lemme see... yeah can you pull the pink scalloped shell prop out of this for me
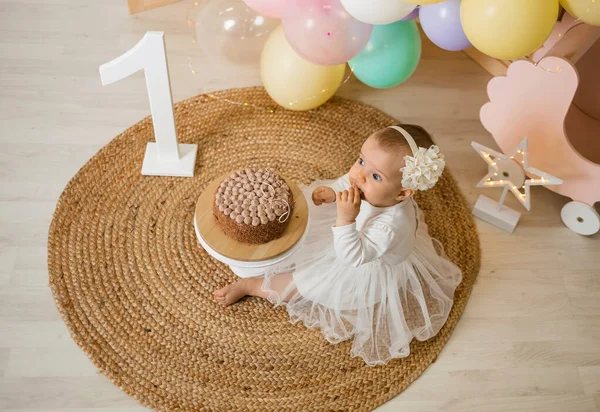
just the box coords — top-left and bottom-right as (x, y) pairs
(480, 56), (600, 206)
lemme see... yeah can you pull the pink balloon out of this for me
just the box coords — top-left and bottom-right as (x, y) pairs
(282, 0), (372, 66)
(243, 0), (286, 18)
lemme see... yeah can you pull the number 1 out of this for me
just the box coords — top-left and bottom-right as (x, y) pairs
(100, 31), (198, 177)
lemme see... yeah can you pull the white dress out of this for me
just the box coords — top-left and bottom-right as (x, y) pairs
(260, 174), (462, 366)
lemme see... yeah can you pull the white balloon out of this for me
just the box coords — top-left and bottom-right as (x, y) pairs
(340, 0), (416, 25)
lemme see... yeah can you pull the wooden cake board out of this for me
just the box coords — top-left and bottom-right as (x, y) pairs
(194, 173), (309, 276)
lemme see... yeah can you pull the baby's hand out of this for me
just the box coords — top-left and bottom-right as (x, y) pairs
(336, 187), (361, 227)
(312, 186), (336, 206)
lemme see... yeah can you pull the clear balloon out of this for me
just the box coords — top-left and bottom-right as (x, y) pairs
(561, 0), (600, 27)
(340, 0), (416, 25)
(261, 26), (347, 110)
(188, 0), (279, 78)
(349, 20), (421, 89)
(420, 0), (471, 51)
(243, 0), (286, 18)
(461, 0), (559, 60)
(282, 0), (373, 66)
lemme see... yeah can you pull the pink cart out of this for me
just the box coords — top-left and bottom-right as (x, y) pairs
(480, 18), (600, 235)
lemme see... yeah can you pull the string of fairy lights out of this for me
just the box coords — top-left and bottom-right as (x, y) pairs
(472, 138), (563, 211)
(535, 1), (597, 74)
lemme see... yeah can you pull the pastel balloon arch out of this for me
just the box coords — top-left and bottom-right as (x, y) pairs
(224, 0), (597, 110)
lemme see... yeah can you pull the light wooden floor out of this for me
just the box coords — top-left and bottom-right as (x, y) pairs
(1, 1), (599, 411)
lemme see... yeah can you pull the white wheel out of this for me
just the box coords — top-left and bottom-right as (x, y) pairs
(561, 201), (600, 236)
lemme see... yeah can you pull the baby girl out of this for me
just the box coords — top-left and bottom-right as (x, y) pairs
(214, 125), (462, 366)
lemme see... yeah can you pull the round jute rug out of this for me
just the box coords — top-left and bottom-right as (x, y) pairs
(48, 87), (480, 411)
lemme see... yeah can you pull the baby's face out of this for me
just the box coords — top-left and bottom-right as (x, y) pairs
(348, 136), (411, 207)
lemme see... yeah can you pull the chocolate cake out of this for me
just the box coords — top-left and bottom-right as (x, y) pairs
(213, 168), (294, 244)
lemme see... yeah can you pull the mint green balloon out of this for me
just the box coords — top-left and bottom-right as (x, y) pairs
(349, 20), (421, 89)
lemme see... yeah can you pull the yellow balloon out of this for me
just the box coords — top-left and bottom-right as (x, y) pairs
(561, 0), (600, 26)
(260, 26), (346, 111)
(402, 0), (444, 4)
(461, 0), (559, 60)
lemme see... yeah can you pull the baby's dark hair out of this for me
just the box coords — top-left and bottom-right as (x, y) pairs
(371, 124), (434, 153)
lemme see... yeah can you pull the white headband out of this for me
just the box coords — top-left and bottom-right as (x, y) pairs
(388, 126), (419, 156)
(387, 125), (446, 191)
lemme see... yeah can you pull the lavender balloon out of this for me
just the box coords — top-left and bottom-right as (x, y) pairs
(400, 7), (419, 21)
(420, 0), (471, 51)
(282, 0), (373, 66)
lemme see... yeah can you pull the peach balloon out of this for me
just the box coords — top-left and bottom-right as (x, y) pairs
(402, 0), (444, 4)
(282, 0), (372, 66)
(243, 0), (286, 18)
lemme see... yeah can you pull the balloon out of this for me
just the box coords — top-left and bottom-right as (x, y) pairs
(348, 21), (421, 89)
(420, 0), (471, 51)
(461, 0), (559, 60)
(340, 0), (416, 25)
(561, 0), (600, 27)
(402, 0), (444, 4)
(188, 0), (279, 70)
(243, 0), (286, 18)
(261, 26), (346, 110)
(282, 0), (373, 66)
(400, 7), (420, 21)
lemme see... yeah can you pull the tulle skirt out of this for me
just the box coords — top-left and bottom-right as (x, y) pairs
(260, 180), (462, 366)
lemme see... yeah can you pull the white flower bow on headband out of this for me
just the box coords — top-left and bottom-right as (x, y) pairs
(401, 145), (446, 191)
(387, 126), (445, 191)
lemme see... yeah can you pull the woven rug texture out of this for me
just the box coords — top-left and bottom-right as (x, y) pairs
(48, 87), (481, 411)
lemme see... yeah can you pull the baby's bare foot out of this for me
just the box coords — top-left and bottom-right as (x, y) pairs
(213, 279), (250, 307)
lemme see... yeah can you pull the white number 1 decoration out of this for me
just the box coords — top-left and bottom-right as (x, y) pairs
(99, 32), (198, 177)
